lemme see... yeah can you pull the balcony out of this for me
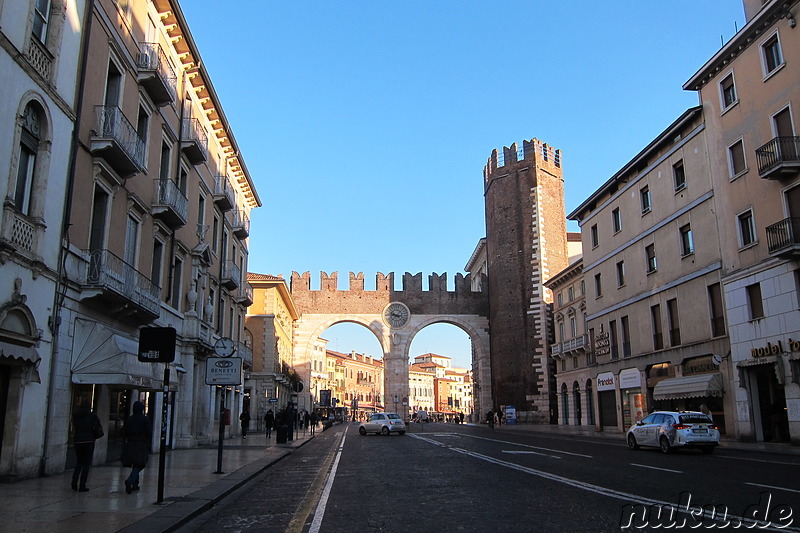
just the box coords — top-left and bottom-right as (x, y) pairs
(80, 249), (160, 321)
(756, 137), (800, 180)
(152, 179), (188, 228)
(220, 260), (241, 290)
(231, 209), (249, 239)
(1, 206), (40, 257)
(136, 42), (177, 106)
(237, 281), (253, 306)
(766, 217), (800, 258)
(90, 106), (146, 177)
(181, 118), (208, 164)
(213, 175), (235, 212)
(238, 342), (253, 369)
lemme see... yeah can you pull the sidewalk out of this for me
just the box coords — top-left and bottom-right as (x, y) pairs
(0, 428), (316, 533)
(477, 421), (800, 455)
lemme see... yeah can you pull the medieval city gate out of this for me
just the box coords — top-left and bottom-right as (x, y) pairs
(290, 271), (490, 419)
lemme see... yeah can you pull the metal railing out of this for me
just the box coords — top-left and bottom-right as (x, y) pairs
(94, 105), (146, 170)
(221, 260), (241, 287)
(83, 249), (160, 316)
(766, 217), (800, 254)
(182, 117), (208, 160)
(756, 136), (800, 176)
(238, 281), (253, 304)
(232, 209), (250, 237)
(213, 175), (235, 209)
(153, 179), (188, 222)
(137, 42), (177, 102)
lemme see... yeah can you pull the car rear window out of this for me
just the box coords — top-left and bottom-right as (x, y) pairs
(679, 414), (712, 424)
(387, 414), (401, 420)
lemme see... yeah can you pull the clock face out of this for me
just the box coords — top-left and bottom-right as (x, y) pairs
(214, 337), (236, 357)
(383, 302), (410, 329)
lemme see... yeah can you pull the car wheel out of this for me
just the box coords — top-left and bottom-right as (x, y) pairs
(627, 434), (639, 450)
(381, 426), (390, 436)
(701, 446), (715, 455)
(358, 426), (366, 436)
(659, 436), (672, 454)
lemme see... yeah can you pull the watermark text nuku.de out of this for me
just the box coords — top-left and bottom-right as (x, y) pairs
(620, 492), (794, 529)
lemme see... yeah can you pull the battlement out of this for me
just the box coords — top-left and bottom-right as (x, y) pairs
(483, 138), (562, 185)
(290, 271), (480, 294)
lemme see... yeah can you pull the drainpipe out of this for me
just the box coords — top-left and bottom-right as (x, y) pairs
(41, 0), (94, 477)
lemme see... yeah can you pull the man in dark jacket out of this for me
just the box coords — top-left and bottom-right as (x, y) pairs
(121, 401), (152, 494)
(71, 401), (102, 492)
(264, 409), (274, 439)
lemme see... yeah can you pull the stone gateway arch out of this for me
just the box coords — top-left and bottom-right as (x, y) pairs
(290, 271), (490, 419)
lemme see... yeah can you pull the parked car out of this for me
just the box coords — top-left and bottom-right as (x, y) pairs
(358, 412), (406, 436)
(627, 411), (720, 454)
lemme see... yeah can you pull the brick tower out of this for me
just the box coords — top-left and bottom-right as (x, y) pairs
(483, 139), (568, 422)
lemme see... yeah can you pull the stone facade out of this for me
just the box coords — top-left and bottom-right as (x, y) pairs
(483, 139), (568, 422)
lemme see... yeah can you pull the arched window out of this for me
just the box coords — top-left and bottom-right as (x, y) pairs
(14, 103), (42, 216)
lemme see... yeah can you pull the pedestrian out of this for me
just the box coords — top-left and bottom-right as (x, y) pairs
(264, 409), (274, 439)
(497, 408), (504, 426)
(240, 410), (251, 438)
(120, 400), (152, 494)
(304, 410), (311, 433)
(486, 409), (494, 429)
(310, 410), (317, 435)
(459, 412), (464, 424)
(71, 400), (103, 492)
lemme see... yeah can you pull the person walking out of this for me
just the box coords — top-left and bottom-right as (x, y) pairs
(264, 409), (274, 439)
(497, 408), (504, 426)
(71, 401), (102, 492)
(240, 410), (251, 438)
(121, 401), (152, 494)
(486, 409), (494, 429)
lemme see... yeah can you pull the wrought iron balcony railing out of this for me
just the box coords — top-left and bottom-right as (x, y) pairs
(756, 136), (800, 179)
(220, 260), (241, 290)
(765, 217), (800, 257)
(152, 179), (188, 228)
(81, 248), (160, 319)
(181, 117), (208, 164)
(231, 209), (250, 239)
(137, 42), (177, 106)
(237, 281), (253, 306)
(91, 105), (146, 177)
(213, 175), (235, 212)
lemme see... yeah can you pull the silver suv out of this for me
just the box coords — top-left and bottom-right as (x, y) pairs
(358, 412), (406, 436)
(627, 411), (720, 454)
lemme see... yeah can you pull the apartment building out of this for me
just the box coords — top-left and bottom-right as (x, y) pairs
(0, 0), (87, 478)
(684, 0), (800, 443)
(43, 0), (260, 473)
(245, 274), (299, 423)
(408, 363), (435, 414)
(568, 107), (734, 434)
(545, 259), (593, 426)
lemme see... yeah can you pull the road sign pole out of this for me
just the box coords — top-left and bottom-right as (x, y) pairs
(215, 389), (225, 474)
(156, 365), (169, 503)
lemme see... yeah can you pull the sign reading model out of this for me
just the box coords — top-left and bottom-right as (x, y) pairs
(205, 357), (243, 386)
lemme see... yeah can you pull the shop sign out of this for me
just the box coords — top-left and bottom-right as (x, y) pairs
(597, 372), (616, 391)
(683, 355), (718, 375)
(751, 339), (800, 358)
(619, 368), (641, 389)
(205, 357), (242, 386)
(595, 332), (610, 356)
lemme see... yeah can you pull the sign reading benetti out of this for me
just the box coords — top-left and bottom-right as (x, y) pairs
(205, 357), (243, 386)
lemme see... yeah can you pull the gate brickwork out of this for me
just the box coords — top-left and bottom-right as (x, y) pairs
(290, 271), (490, 419)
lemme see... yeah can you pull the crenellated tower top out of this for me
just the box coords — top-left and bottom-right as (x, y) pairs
(483, 138), (562, 191)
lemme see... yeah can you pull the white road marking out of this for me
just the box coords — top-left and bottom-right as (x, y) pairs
(745, 482), (800, 494)
(463, 434), (593, 458)
(410, 434), (800, 533)
(502, 450), (562, 459)
(309, 428), (347, 533)
(630, 463), (682, 474)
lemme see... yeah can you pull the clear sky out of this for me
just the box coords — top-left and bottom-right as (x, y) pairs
(181, 2), (745, 368)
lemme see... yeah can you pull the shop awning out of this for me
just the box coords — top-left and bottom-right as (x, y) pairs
(0, 341), (40, 365)
(71, 319), (161, 390)
(653, 373), (724, 400)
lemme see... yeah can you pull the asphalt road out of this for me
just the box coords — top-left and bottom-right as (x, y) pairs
(178, 423), (800, 532)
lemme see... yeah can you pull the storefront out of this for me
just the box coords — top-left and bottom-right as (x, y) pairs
(652, 355), (725, 433)
(596, 372), (617, 429)
(619, 368), (644, 431)
(737, 353), (790, 442)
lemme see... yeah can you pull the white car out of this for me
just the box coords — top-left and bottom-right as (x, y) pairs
(627, 410), (720, 454)
(358, 412), (406, 436)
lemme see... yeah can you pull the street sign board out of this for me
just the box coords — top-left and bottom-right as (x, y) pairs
(268, 398), (278, 403)
(138, 327), (176, 363)
(320, 389), (331, 407)
(205, 357), (242, 385)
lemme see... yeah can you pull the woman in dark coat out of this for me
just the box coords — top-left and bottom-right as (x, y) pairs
(71, 401), (102, 492)
(240, 410), (251, 438)
(264, 409), (274, 439)
(121, 401), (152, 494)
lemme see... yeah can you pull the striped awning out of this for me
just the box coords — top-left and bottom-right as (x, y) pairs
(653, 373), (724, 400)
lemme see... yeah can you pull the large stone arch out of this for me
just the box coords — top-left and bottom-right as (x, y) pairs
(290, 271), (490, 420)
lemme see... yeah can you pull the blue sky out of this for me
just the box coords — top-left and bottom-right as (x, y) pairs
(182, 2), (745, 368)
